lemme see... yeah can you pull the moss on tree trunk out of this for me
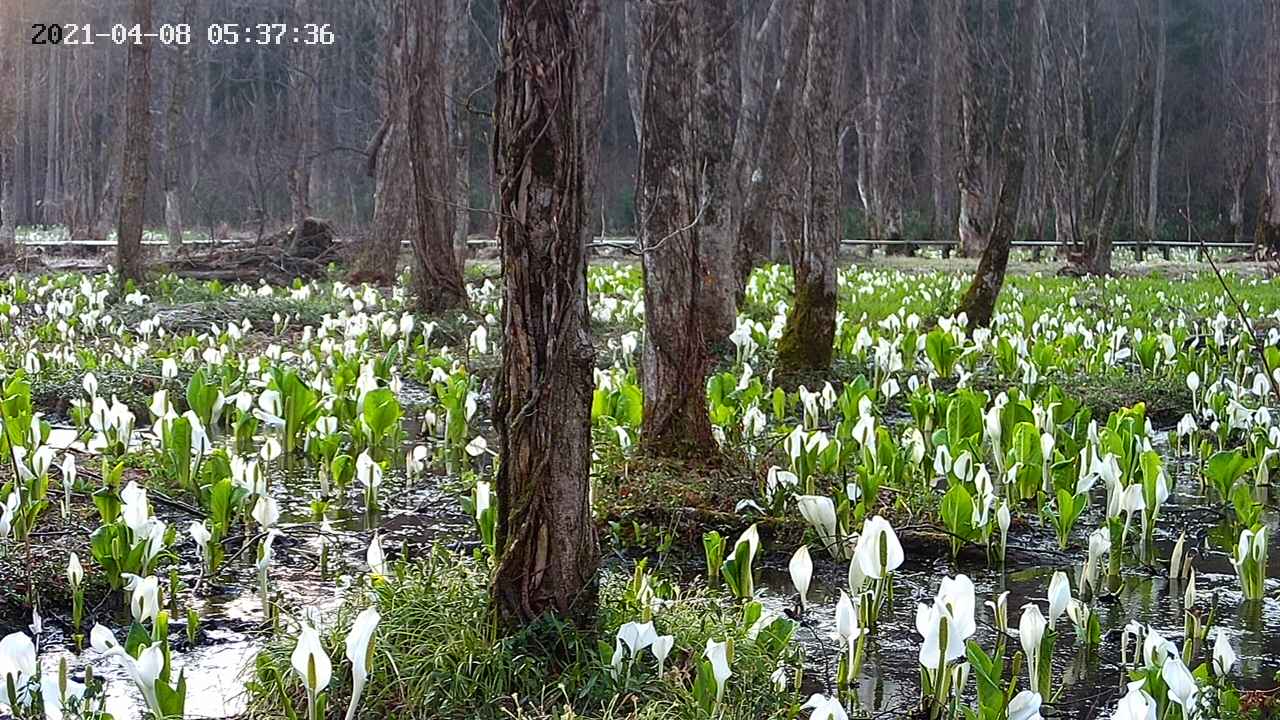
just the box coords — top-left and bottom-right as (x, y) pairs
(776, 277), (836, 372)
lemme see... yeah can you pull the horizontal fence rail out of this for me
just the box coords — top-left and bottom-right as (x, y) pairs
(16, 234), (1257, 261)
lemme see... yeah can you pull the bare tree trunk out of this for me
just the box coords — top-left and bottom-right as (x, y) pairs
(636, 0), (716, 457)
(776, 0), (844, 373)
(956, 5), (989, 260)
(737, 1), (811, 292)
(623, 0), (647, 147)
(1261, 0), (1280, 252)
(1145, 0), (1166, 242)
(854, 0), (907, 248)
(359, 2), (410, 284)
(579, 0), (607, 255)
(491, 0), (598, 629)
(287, 0), (316, 229)
(116, 0), (153, 287)
(957, 0), (1033, 327)
(0, 7), (17, 250)
(447, 0), (472, 258)
(692, 0), (740, 350)
(928, 0), (951, 243)
(1081, 75), (1150, 275)
(402, 0), (467, 312)
(43, 51), (62, 225)
(164, 0), (196, 249)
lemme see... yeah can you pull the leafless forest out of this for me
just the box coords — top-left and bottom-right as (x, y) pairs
(0, 0), (1278, 281)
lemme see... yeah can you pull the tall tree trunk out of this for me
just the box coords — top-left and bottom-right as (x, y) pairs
(1081, 79), (1149, 275)
(776, 0), (844, 373)
(956, 0), (1033, 327)
(1261, 0), (1280, 252)
(116, 0), (153, 287)
(1145, 0), (1166, 242)
(287, 0), (316, 229)
(0, 6), (17, 250)
(956, 6), (989, 260)
(636, 0), (716, 457)
(854, 0), (906, 248)
(491, 0), (598, 629)
(359, 2), (410, 284)
(43, 50), (62, 225)
(402, 0), (468, 312)
(692, 0), (741, 350)
(164, 0), (196, 249)
(447, 0), (472, 259)
(736, 1), (812, 293)
(578, 0), (607, 255)
(928, 0), (951, 244)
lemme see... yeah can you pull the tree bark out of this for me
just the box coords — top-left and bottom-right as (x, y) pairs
(43, 51), (63, 226)
(956, 7), (989, 260)
(1081, 75), (1149, 275)
(636, 0), (717, 457)
(736, 1), (812, 293)
(491, 0), (599, 629)
(402, 0), (468, 312)
(578, 0), (607, 257)
(287, 0), (317, 229)
(446, 0), (472, 258)
(776, 0), (844, 373)
(928, 0), (952, 245)
(0, 6), (17, 250)
(956, 0), (1033, 328)
(1145, 0), (1166, 242)
(164, 0), (196, 249)
(691, 0), (741, 351)
(854, 0), (907, 248)
(116, 0), (153, 287)
(1261, 0), (1280, 253)
(358, 2), (410, 284)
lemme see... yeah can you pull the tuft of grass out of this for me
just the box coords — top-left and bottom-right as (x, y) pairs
(247, 547), (800, 720)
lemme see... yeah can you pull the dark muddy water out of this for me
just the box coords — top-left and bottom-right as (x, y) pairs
(750, 440), (1280, 717)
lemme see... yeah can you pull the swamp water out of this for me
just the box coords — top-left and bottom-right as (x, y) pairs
(24, 428), (1280, 719)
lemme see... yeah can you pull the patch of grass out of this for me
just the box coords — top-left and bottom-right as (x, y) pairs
(0, 499), (112, 626)
(247, 548), (799, 720)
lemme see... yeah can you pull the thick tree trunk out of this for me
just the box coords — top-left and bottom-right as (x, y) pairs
(446, 0), (472, 258)
(1081, 82), (1149, 275)
(776, 0), (844, 373)
(691, 0), (741, 351)
(623, 0), (647, 147)
(163, 0), (195, 249)
(93, 55), (124, 241)
(359, 4), (410, 285)
(957, 96), (988, 257)
(737, 1), (812, 293)
(636, 0), (716, 457)
(364, 117), (412, 284)
(116, 0), (152, 287)
(402, 0), (467, 312)
(1261, 0), (1280, 252)
(491, 0), (599, 629)
(854, 0), (907, 251)
(956, 0), (1033, 328)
